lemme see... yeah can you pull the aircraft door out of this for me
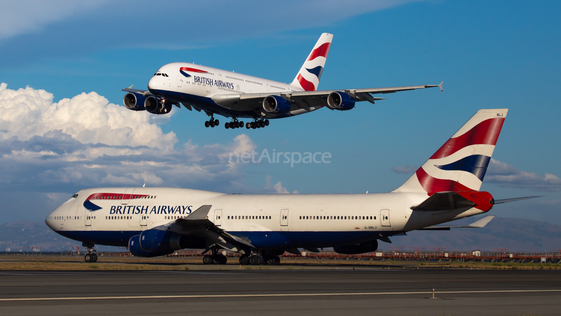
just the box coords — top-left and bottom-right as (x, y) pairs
(122, 189), (134, 205)
(280, 209), (289, 226)
(84, 209), (92, 227)
(177, 76), (183, 88)
(381, 209), (391, 227)
(140, 215), (148, 228)
(215, 209), (222, 226)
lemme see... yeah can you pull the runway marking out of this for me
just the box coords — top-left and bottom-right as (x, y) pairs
(1, 289), (561, 302)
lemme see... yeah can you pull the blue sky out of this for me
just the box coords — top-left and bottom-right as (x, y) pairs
(0, 0), (560, 225)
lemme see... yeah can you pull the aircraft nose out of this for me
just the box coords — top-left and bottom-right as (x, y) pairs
(45, 210), (56, 231)
(147, 76), (156, 91)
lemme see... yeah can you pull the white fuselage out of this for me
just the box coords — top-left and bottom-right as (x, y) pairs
(45, 187), (485, 249)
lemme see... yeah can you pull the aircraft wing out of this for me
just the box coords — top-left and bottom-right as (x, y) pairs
(211, 81), (443, 113)
(173, 205), (254, 252)
(420, 215), (495, 230)
(122, 86), (152, 96)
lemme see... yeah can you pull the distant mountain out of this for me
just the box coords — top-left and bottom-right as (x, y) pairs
(0, 221), (114, 252)
(1, 217), (560, 253)
(386, 217), (561, 253)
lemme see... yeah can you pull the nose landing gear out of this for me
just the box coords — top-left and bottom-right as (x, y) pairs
(83, 242), (98, 262)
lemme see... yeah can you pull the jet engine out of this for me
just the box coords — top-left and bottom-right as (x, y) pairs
(123, 92), (146, 111)
(333, 240), (378, 254)
(262, 95), (291, 113)
(326, 91), (355, 111)
(144, 96), (172, 115)
(127, 230), (189, 257)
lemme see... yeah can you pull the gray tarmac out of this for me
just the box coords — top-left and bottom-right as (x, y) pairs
(1, 268), (560, 315)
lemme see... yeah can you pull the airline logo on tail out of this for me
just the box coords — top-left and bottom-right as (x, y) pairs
(394, 109), (508, 194)
(291, 33), (333, 91)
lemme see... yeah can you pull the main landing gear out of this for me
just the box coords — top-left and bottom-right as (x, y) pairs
(225, 119), (244, 129)
(245, 118), (269, 129)
(83, 242), (98, 262)
(202, 248), (228, 265)
(204, 116), (219, 128)
(238, 252), (280, 265)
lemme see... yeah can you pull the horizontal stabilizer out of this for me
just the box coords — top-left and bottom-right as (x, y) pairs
(411, 192), (475, 211)
(494, 196), (541, 204)
(421, 215), (495, 230)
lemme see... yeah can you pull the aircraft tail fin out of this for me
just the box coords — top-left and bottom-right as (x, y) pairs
(290, 33), (333, 91)
(393, 109), (508, 194)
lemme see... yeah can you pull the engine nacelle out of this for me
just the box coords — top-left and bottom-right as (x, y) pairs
(123, 92), (146, 111)
(262, 95), (291, 113)
(145, 96), (172, 115)
(326, 91), (355, 111)
(127, 230), (188, 257)
(334, 240), (378, 255)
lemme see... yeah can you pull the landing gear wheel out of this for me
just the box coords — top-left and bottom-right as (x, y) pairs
(205, 121), (210, 128)
(225, 122), (230, 129)
(265, 255), (280, 265)
(264, 119), (269, 126)
(214, 119), (219, 126)
(249, 255), (261, 265)
(238, 121), (244, 128)
(85, 254), (92, 262)
(239, 255), (249, 265)
(90, 253), (98, 262)
(203, 255), (214, 264)
(246, 122), (251, 129)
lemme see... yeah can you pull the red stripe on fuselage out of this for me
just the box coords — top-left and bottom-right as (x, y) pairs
(308, 43), (331, 61)
(179, 67), (207, 73)
(430, 118), (505, 159)
(86, 193), (149, 201)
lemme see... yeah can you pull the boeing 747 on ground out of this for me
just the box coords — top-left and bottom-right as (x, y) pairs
(46, 109), (534, 264)
(122, 33), (443, 129)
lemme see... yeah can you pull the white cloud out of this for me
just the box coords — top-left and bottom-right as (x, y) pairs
(0, 83), (177, 150)
(486, 159), (561, 192)
(0, 83), (261, 192)
(393, 165), (418, 174)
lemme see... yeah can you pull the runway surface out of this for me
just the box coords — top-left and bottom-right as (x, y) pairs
(1, 268), (560, 315)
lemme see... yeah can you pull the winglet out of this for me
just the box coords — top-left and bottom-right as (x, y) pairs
(186, 205), (212, 220)
(438, 81), (444, 92)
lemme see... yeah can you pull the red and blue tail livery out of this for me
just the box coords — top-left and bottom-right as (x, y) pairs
(394, 109), (507, 194)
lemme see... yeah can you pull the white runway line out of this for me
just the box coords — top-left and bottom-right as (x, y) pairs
(1, 289), (561, 302)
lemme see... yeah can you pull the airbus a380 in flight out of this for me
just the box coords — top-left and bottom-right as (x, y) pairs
(46, 109), (534, 264)
(122, 33), (443, 129)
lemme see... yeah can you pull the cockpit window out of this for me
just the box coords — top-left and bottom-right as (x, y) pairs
(71, 193), (78, 198)
(153, 72), (169, 77)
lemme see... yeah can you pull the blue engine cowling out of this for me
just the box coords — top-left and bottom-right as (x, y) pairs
(326, 91), (355, 111)
(145, 96), (172, 115)
(127, 230), (188, 257)
(333, 240), (378, 254)
(262, 95), (291, 113)
(123, 92), (146, 111)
